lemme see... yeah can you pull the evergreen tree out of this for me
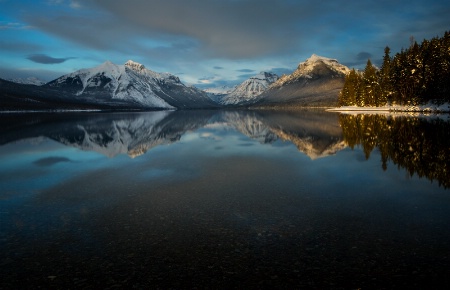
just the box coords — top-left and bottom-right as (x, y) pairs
(379, 46), (392, 105)
(339, 69), (359, 106)
(339, 31), (450, 107)
(362, 59), (379, 106)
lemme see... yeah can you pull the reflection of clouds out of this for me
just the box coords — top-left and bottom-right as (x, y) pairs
(33, 156), (71, 167)
(200, 132), (222, 141)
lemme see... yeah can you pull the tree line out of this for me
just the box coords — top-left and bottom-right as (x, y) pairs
(339, 31), (450, 107)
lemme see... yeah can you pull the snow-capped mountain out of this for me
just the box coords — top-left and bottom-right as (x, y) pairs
(256, 54), (350, 107)
(45, 60), (217, 109)
(203, 86), (235, 102)
(8, 77), (46, 86)
(219, 72), (279, 105)
(272, 54), (350, 88)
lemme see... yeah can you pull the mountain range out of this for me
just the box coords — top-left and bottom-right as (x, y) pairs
(0, 54), (350, 111)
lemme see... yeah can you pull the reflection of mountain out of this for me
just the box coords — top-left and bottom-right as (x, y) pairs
(212, 110), (346, 159)
(219, 111), (278, 144)
(339, 114), (450, 188)
(257, 110), (346, 159)
(0, 110), (346, 159)
(0, 111), (215, 158)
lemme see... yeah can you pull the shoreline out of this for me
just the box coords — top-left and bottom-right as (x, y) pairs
(327, 103), (450, 114)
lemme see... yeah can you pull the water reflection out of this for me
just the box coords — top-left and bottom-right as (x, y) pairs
(1, 110), (450, 288)
(339, 114), (450, 188)
(0, 110), (345, 160)
(1, 110), (449, 186)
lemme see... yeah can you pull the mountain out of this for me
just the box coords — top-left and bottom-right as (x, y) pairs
(219, 72), (279, 105)
(45, 60), (218, 109)
(203, 86), (235, 103)
(1, 61), (218, 111)
(8, 77), (46, 86)
(255, 54), (350, 107)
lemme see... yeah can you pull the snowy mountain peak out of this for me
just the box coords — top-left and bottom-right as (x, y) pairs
(125, 60), (146, 72)
(297, 54), (350, 75)
(270, 54), (350, 89)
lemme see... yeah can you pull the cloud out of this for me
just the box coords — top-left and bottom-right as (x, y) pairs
(27, 54), (76, 64)
(0, 21), (32, 30)
(198, 75), (217, 84)
(25, 0), (323, 59)
(237, 73), (255, 80)
(356, 52), (372, 61)
(33, 157), (71, 167)
(236, 69), (255, 73)
(11, 0), (450, 87)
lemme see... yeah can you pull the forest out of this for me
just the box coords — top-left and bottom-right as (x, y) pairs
(339, 31), (450, 107)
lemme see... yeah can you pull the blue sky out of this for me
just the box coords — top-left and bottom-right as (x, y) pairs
(0, 0), (449, 88)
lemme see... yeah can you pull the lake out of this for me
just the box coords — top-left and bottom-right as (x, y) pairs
(1, 109), (449, 288)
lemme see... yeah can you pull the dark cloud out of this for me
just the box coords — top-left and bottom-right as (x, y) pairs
(33, 156), (71, 167)
(214, 66), (224, 70)
(25, 0), (323, 59)
(343, 52), (383, 69)
(356, 52), (372, 61)
(236, 69), (255, 73)
(27, 54), (75, 64)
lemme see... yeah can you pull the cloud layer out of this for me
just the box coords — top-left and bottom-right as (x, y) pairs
(1, 0), (450, 86)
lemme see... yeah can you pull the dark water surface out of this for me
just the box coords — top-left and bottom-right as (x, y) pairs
(1, 110), (449, 288)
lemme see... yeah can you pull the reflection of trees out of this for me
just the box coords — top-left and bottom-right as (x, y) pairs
(339, 114), (450, 188)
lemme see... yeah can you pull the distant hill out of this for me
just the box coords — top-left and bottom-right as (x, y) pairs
(8, 77), (46, 86)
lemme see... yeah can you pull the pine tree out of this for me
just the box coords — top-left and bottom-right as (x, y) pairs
(362, 59), (379, 106)
(379, 46), (392, 105)
(339, 69), (359, 106)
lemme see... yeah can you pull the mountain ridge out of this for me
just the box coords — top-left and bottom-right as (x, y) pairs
(1, 54), (349, 110)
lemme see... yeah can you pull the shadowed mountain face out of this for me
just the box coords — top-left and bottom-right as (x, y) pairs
(256, 55), (349, 107)
(0, 110), (345, 160)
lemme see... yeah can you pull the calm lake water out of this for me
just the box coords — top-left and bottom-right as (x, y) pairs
(1, 110), (449, 288)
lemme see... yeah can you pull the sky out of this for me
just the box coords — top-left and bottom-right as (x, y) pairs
(1, 0), (449, 88)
